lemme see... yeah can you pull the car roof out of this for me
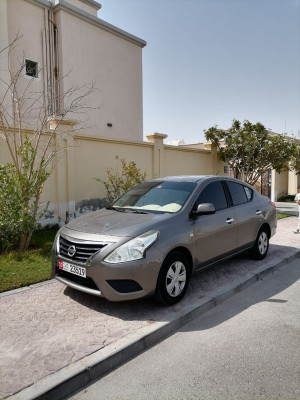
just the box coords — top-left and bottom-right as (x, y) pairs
(150, 175), (216, 183)
(148, 175), (254, 188)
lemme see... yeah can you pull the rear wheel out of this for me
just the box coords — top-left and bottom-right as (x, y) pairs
(249, 227), (269, 260)
(155, 252), (190, 305)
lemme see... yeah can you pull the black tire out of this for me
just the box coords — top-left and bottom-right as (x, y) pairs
(249, 227), (269, 260)
(155, 252), (190, 306)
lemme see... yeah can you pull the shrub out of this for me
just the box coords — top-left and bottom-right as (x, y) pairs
(0, 137), (50, 252)
(0, 163), (23, 251)
(96, 156), (146, 204)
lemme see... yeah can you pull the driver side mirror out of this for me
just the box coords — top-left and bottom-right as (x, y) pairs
(191, 203), (216, 218)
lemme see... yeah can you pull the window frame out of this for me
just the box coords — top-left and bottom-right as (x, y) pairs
(225, 181), (254, 207)
(192, 180), (230, 213)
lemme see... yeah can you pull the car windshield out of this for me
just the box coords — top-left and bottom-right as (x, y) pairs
(113, 181), (197, 213)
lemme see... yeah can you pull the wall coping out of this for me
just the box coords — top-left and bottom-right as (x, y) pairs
(25, 0), (146, 47)
(74, 132), (154, 148)
(146, 132), (168, 141)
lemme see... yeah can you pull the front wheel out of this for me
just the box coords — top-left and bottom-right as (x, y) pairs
(249, 227), (269, 260)
(155, 252), (190, 306)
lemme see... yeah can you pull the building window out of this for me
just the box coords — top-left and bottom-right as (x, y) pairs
(25, 59), (38, 78)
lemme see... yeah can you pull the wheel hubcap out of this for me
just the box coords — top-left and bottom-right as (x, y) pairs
(258, 232), (268, 254)
(166, 261), (187, 297)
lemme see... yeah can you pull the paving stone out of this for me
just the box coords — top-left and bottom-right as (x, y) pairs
(0, 217), (299, 399)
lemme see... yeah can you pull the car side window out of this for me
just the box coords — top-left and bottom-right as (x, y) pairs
(244, 186), (253, 201)
(193, 181), (228, 212)
(227, 182), (252, 206)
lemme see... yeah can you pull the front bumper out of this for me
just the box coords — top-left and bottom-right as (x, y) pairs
(53, 246), (164, 302)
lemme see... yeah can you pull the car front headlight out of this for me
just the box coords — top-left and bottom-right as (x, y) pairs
(104, 230), (159, 264)
(53, 228), (62, 254)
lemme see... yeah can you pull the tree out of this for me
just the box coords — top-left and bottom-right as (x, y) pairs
(290, 134), (300, 175)
(96, 156), (146, 204)
(205, 120), (300, 185)
(0, 36), (94, 251)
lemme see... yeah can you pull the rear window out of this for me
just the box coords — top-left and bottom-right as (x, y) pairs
(227, 182), (253, 206)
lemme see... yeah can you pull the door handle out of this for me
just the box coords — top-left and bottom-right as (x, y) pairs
(256, 210), (262, 216)
(226, 218), (234, 224)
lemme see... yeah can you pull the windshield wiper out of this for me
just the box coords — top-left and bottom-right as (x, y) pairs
(131, 209), (148, 214)
(120, 207), (148, 214)
(106, 206), (147, 214)
(106, 206), (126, 212)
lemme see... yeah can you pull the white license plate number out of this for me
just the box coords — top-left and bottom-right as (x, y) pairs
(59, 260), (86, 278)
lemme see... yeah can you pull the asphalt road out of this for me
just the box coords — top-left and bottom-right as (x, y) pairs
(68, 258), (300, 400)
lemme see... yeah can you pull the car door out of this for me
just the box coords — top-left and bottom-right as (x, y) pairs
(192, 180), (238, 268)
(226, 181), (263, 248)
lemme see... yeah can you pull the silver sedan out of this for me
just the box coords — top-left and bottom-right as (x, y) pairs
(52, 176), (277, 305)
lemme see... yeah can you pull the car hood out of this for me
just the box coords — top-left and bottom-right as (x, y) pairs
(64, 208), (174, 238)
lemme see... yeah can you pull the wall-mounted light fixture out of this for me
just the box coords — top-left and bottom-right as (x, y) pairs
(107, 123), (112, 127)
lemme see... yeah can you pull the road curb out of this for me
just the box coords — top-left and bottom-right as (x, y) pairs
(0, 279), (56, 298)
(10, 249), (300, 400)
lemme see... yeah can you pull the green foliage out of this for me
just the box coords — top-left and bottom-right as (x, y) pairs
(290, 147), (300, 175)
(0, 163), (23, 251)
(277, 213), (292, 220)
(205, 120), (300, 185)
(277, 195), (296, 202)
(30, 224), (59, 250)
(0, 225), (58, 292)
(0, 249), (52, 292)
(96, 156), (146, 203)
(0, 136), (50, 252)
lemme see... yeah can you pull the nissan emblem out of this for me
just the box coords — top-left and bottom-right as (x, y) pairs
(67, 245), (76, 257)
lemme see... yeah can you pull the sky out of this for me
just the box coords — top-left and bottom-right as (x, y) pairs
(98, 0), (300, 144)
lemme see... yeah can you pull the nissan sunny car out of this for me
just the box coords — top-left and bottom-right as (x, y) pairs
(52, 176), (277, 305)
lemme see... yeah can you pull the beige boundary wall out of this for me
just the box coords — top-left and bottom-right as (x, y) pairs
(271, 169), (300, 201)
(0, 129), (227, 224)
(1, 128), (298, 225)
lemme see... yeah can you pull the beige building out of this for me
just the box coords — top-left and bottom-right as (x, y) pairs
(0, 0), (299, 224)
(0, 0), (146, 141)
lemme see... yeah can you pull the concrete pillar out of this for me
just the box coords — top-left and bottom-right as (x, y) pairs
(146, 132), (167, 178)
(210, 143), (219, 175)
(288, 168), (298, 195)
(271, 170), (277, 202)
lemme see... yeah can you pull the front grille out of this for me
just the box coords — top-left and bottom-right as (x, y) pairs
(59, 235), (108, 264)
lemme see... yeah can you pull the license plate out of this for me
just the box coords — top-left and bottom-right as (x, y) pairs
(58, 260), (86, 278)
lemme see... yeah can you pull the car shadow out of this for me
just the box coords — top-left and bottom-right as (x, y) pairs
(62, 243), (299, 326)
